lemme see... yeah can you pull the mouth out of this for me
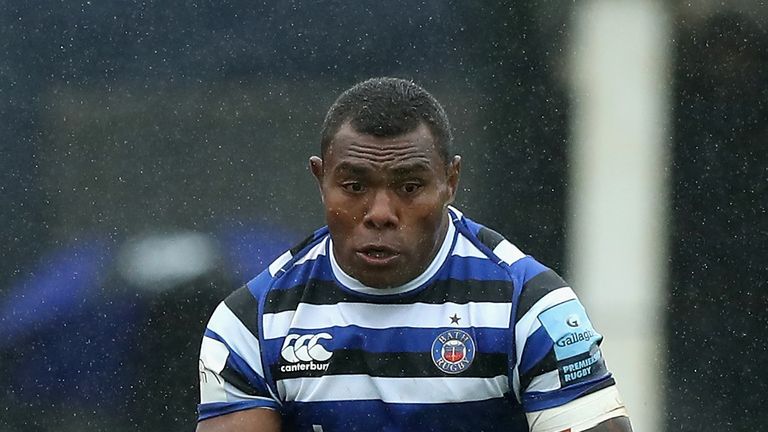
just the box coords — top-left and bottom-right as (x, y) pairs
(356, 245), (400, 266)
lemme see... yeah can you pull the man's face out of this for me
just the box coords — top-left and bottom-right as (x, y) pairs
(310, 122), (460, 288)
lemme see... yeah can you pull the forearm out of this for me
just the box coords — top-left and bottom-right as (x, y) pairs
(583, 416), (632, 432)
(196, 408), (282, 432)
(526, 386), (630, 432)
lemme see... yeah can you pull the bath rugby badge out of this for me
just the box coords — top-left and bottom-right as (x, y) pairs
(431, 329), (476, 374)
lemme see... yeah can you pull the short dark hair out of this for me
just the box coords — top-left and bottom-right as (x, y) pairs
(320, 77), (453, 164)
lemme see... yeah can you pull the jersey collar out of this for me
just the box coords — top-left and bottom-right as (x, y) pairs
(328, 213), (457, 296)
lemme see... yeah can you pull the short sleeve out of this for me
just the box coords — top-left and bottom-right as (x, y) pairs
(511, 269), (614, 412)
(198, 286), (281, 421)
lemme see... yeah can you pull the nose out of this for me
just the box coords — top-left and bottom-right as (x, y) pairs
(363, 189), (399, 230)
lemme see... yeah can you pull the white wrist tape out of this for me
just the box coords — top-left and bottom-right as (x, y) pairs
(526, 385), (629, 432)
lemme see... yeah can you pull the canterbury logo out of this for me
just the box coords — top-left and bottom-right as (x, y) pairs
(281, 333), (333, 363)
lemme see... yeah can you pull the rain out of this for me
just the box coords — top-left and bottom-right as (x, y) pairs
(1, 1), (766, 431)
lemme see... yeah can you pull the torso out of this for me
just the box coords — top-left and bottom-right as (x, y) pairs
(253, 226), (529, 431)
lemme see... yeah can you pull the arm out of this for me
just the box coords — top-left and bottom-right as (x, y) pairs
(585, 416), (632, 432)
(525, 384), (631, 432)
(196, 408), (282, 432)
(506, 264), (631, 432)
(197, 289), (283, 430)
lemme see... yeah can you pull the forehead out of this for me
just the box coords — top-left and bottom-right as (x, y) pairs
(325, 122), (441, 173)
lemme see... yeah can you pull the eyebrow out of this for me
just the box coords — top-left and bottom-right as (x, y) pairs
(332, 161), (431, 177)
(332, 162), (373, 176)
(389, 162), (431, 177)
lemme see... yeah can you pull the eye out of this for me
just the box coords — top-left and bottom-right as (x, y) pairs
(342, 182), (365, 193)
(400, 182), (422, 195)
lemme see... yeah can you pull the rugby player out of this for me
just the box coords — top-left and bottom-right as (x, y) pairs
(196, 77), (632, 432)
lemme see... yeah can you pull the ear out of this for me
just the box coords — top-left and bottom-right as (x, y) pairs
(445, 155), (461, 205)
(309, 156), (325, 202)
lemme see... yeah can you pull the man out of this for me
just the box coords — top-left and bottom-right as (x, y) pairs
(196, 77), (632, 431)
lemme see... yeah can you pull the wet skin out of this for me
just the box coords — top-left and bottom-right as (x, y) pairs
(310, 122), (461, 288)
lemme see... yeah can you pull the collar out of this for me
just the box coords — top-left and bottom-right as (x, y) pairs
(328, 213), (457, 296)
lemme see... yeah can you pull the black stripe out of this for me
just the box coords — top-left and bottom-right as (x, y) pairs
(519, 349), (557, 391)
(521, 369), (615, 399)
(476, 226), (505, 250)
(263, 279), (515, 314)
(520, 348), (612, 393)
(515, 270), (569, 322)
(219, 364), (266, 396)
(271, 350), (507, 380)
(289, 232), (318, 256)
(223, 286), (260, 337)
(580, 378), (616, 397)
(557, 349), (608, 387)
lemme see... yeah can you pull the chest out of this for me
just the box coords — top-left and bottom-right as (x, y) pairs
(262, 301), (513, 403)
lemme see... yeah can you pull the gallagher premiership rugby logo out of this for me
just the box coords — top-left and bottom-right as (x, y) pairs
(431, 329), (476, 374)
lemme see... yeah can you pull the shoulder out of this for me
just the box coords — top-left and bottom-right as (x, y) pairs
(453, 209), (551, 286)
(203, 227), (331, 359)
(242, 226), (330, 295)
(453, 209), (574, 315)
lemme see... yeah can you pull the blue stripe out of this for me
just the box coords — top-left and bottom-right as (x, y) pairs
(268, 227), (329, 279)
(456, 216), (550, 288)
(262, 325), (510, 355)
(452, 215), (525, 398)
(254, 269), (282, 407)
(270, 257), (330, 290)
(507, 256), (549, 289)
(461, 215), (485, 237)
(246, 270), (276, 295)
(256, 218), (519, 292)
(268, 254), (514, 292)
(198, 400), (280, 421)
(522, 375), (614, 411)
(282, 398), (527, 431)
(440, 255), (512, 281)
(518, 326), (553, 376)
(203, 329), (272, 398)
(263, 215), (536, 292)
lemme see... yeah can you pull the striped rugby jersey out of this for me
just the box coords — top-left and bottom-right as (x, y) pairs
(198, 207), (615, 431)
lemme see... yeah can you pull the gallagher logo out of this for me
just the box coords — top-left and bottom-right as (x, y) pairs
(431, 329), (476, 374)
(555, 329), (596, 348)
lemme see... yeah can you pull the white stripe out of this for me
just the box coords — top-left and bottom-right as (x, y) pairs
(451, 234), (488, 259)
(511, 367), (522, 404)
(200, 370), (278, 405)
(199, 368), (228, 404)
(511, 287), (577, 397)
(525, 386), (627, 430)
(200, 336), (229, 374)
(207, 302), (266, 378)
(524, 369), (561, 393)
(263, 302), (512, 340)
(448, 205), (464, 219)
(199, 337), (229, 403)
(278, 375), (509, 403)
(223, 384), (280, 405)
(515, 287), (578, 360)
(268, 250), (293, 276)
(199, 338), (279, 405)
(493, 239), (526, 265)
(291, 238), (327, 267)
